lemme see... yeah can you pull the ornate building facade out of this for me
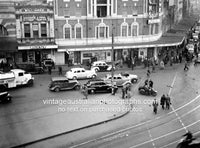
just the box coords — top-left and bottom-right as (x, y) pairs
(54, 0), (163, 65)
(0, 0), (17, 62)
(15, 0), (57, 64)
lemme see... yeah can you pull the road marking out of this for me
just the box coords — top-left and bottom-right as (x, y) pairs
(168, 72), (187, 132)
(70, 74), (200, 148)
(129, 119), (200, 148)
(160, 130), (200, 148)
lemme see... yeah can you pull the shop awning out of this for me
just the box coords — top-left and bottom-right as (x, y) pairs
(58, 17), (196, 52)
(58, 34), (185, 52)
(0, 37), (17, 52)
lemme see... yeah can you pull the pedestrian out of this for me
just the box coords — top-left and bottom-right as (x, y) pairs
(165, 94), (171, 110)
(184, 61), (189, 71)
(112, 83), (118, 95)
(152, 98), (159, 114)
(149, 79), (153, 88)
(179, 53), (182, 63)
(58, 66), (62, 75)
(160, 60), (164, 70)
(48, 66), (52, 75)
(144, 79), (149, 86)
(122, 86), (126, 99)
(152, 61), (155, 72)
(82, 84), (88, 99)
(160, 94), (166, 110)
(131, 57), (135, 70)
(147, 69), (151, 78)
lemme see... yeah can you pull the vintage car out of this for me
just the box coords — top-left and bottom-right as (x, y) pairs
(49, 77), (81, 92)
(120, 72), (138, 83)
(85, 79), (113, 94)
(91, 61), (115, 72)
(102, 74), (132, 87)
(65, 67), (97, 80)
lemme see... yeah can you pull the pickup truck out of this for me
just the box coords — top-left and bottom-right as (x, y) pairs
(0, 69), (34, 88)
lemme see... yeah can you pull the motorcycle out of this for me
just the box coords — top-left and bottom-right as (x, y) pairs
(176, 132), (200, 148)
(0, 91), (12, 103)
(138, 85), (157, 96)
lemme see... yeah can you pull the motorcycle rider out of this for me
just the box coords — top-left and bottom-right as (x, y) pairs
(183, 131), (194, 143)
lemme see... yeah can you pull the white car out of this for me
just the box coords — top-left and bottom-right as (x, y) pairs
(120, 72), (138, 83)
(102, 74), (132, 87)
(65, 68), (97, 80)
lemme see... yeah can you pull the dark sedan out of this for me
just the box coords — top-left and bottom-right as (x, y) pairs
(86, 80), (114, 94)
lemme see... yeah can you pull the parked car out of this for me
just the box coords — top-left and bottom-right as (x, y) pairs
(49, 77), (81, 92)
(102, 74), (132, 87)
(85, 79), (113, 94)
(0, 91), (12, 103)
(120, 72), (138, 83)
(0, 85), (12, 103)
(15, 63), (44, 74)
(65, 67), (97, 80)
(91, 61), (115, 72)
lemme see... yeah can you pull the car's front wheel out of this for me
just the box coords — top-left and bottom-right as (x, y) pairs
(75, 85), (80, 90)
(131, 79), (138, 83)
(73, 76), (77, 80)
(91, 75), (96, 79)
(54, 87), (60, 92)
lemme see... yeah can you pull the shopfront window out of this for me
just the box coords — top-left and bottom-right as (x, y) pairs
(41, 23), (47, 37)
(24, 24), (31, 38)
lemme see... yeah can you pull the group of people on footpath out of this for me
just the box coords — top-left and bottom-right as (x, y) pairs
(152, 94), (171, 114)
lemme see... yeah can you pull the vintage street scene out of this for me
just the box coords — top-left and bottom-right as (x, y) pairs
(0, 0), (200, 148)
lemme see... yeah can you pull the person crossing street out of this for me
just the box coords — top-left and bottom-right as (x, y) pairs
(152, 98), (159, 114)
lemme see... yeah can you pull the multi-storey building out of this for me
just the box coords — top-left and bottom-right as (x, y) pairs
(54, 0), (164, 65)
(15, 0), (57, 64)
(0, 0), (17, 62)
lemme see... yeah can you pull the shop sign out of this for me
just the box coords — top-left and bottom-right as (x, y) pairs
(147, 19), (160, 24)
(20, 8), (47, 12)
(23, 15), (47, 22)
(30, 45), (46, 49)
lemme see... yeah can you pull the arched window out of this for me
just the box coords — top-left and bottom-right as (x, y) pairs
(121, 22), (128, 37)
(95, 22), (109, 38)
(75, 23), (83, 39)
(131, 22), (139, 36)
(0, 25), (8, 37)
(63, 24), (71, 39)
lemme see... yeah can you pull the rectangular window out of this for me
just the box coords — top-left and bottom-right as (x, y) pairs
(65, 27), (70, 39)
(97, 6), (107, 17)
(24, 24), (31, 38)
(99, 27), (105, 38)
(41, 24), (47, 37)
(32, 24), (39, 38)
(76, 27), (81, 39)
(122, 26), (127, 37)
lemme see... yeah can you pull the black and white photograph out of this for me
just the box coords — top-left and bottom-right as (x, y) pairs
(0, 0), (200, 148)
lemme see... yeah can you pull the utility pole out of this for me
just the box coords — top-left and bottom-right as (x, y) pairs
(111, 22), (114, 85)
